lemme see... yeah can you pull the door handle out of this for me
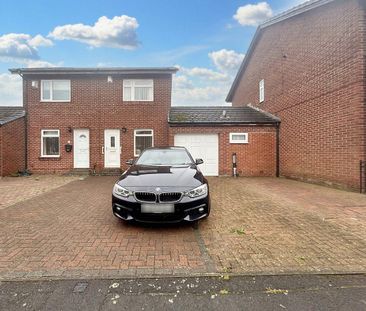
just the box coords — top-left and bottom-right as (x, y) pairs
(102, 146), (104, 154)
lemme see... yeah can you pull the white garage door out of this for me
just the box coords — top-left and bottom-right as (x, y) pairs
(174, 134), (219, 176)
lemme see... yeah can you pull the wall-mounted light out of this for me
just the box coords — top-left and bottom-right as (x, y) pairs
(107, 76), (113, 83)
(68, 127), (72, 133)
(122, 127), (127, 133)
(31, 81), (39, 88)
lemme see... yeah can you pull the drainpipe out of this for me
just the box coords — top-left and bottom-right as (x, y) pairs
(23, 76), (28, 173)
(276, 122), (280, 178)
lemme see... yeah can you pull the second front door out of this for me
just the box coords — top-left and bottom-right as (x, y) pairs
(104, 129), (121, 168)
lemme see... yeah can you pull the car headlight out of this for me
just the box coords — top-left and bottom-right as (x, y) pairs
(113, 184), (131, 197)
(185, 184), (208, 198)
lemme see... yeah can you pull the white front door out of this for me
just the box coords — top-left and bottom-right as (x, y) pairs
(104, 129), (121, 168)
(73, 129), (90, 168)
(174, 134), (219, 176)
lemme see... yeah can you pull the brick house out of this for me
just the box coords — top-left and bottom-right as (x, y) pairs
(0, 107), (26, 176)
(226, 0), (366, 190)
(10, 67), (279, 177)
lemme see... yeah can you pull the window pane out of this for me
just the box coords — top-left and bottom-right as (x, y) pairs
(134, 87), (152, 101)
(52, 81), (70, 101)
(232, 135), (246, 141)
(43, 137), (59, 155)
(135, 130), (152, 135)
(123, 87), (131, 101)
(42, 81), (51, 100)
(135, 136), (153, 155)
(43, 130), (59, 136)
(134, 79), (153, 86)
(110, 136), (115, 148)
(123, 80), (133, 86)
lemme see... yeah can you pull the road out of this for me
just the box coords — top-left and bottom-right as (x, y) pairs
(1, 274), (366, 310)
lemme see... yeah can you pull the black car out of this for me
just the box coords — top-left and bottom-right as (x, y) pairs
(112, 147), (210, 224)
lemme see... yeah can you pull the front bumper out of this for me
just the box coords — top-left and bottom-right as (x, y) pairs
(112, 193), (210, 223)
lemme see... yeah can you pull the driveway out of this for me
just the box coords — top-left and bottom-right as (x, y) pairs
(1, 176), (366, 280)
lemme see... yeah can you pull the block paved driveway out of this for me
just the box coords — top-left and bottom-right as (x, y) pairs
(1, 176), (366, 280)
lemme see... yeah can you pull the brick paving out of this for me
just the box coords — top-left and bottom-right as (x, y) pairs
(202, 177), (366, 274)
(0, 175), (80, 210)
(0, 176), (366, 280)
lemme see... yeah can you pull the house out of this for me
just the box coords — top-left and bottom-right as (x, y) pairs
(0, 107), (26, 176)
(226, 0), (366, 190)
(9, 67), (280, 177)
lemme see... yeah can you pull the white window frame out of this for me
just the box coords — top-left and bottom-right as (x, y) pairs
(123, 79), (154, 102)
(134, 129), (154, 157)
(259, 79), (265, 103)
(230, 133), (249, 144)
(41, 129), (60, 157)
(41, 80), (71, 102)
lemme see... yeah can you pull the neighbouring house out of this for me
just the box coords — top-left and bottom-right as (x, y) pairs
(0, 107), (26, 176)
(226, 0), (366, 190)
(9, 67), (280, 177)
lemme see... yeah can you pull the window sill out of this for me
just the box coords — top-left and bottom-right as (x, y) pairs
(123, 101), (154, 104)
(39, 156), (61, 160)
(40, 101), (71, 103)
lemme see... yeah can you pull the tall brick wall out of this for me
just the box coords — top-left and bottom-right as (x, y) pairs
(231, 0), (366, 189)
(169, 126), (277, 176)
(24, 74), (172, 173)
(0, 117), (26, 176)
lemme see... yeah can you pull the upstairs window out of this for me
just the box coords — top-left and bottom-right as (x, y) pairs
(134, 129), (154, 156)
(41, 129), (60, 157)
(259, 79), (264, 103)
(123, 79), (154, 101)
(41, 80), (71, 102)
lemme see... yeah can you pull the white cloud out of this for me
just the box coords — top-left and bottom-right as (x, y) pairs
(179, 66), (229, 81)
(233, 2), (273, 26)
(49, 15), (139, 49)
(0, 73), (22, 106)
(209, 49), (245, 73)
(25, 59), (60, 68)
(173, 81), (231, 106)
(172, 48), (245, 106)
(28, 34), (53, 47)
(0, 33), (53, 61)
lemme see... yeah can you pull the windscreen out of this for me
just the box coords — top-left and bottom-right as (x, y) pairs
(136, 149), (193, 166)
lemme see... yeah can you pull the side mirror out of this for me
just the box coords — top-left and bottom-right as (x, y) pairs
(195, 158), (204, 165)
(126, 159), (134, 165)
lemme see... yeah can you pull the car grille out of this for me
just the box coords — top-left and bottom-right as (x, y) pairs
(135, 192), (157, 202)
(159, 192), (182, 203)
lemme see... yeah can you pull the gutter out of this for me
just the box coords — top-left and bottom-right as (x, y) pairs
(168, 122), (279, 127)
(9, 67), (179, 76)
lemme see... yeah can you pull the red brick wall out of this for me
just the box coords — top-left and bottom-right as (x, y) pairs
(24, 74), (172, 173)
(231, 0), (366, 189)
(169, 126), (277, 176)
(0, 117), (26, 176)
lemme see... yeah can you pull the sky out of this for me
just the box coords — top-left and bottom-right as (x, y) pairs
(0, 0), (304, 107)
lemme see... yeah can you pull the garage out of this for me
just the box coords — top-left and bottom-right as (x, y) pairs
(174, 133), (219, 176)
(169, 106), (280, 177)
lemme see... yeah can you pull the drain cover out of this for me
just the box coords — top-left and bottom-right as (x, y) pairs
(73, 282), (89, 293)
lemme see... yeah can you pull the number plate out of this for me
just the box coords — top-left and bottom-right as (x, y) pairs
(141, 203), (174, 214)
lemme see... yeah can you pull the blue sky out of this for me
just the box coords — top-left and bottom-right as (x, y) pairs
(0, 0), (303, 106)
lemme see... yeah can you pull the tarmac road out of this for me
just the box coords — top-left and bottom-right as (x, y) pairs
(1, 274), (366, 310)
